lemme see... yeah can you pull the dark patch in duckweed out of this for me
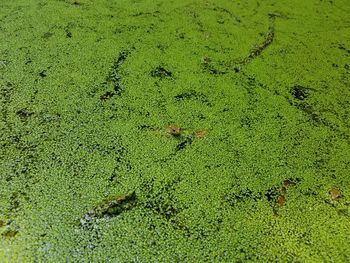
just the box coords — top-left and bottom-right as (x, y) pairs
(16, 109), (34, 121)
(291, 85), (309, 100)
(108, 153), (131, 182)
(151, 66), (173, 79)
(2, 228), (18, 239)
(337, 209), (349, 216)
(77, 191), (137, 254)
(175, 137), (193, 151)
(79, 191), (137, 228)
(39, 70), (47, 78)
(174, 90), (211, 105)
(142, 178), (182, 220)
(296, 103), (321, 124)
(71, 0), (82, 6)
(9, 192), (21, 213)
(100, 91), (115, 101)
(212, 6), (241, 24)
(287, 85), (324, 124)
(178, 32), (185, 39)
(3, 137), (38, 182)
(100, 50), (129, 101)
(137, 124), (157, 131)
(108, 50), (129, 91)
(201, 56), (227, 75)
(291, 85), (317, 101)
(245, 29), (274, 63)
(1, 82), (14, 125)
(207, 67), (227, 75)
(338, 44), (350, 54)
(264, 187), (278, 203)
(226, 178), (300, 215)
(226, 188), (262, 204)
(229, 15), (276, 68)
(42, 32), (53, 39)
(0, 219), (19, 239)
(65, 28), (72, 38)
(132, 11), (160, 17)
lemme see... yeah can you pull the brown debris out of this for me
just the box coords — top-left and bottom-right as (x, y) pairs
(273, 178), (299, 212)
(330, 187), (342, 201)
(193, 129), (208, 139)
(165, 125), (183, 137)
(276, 195), (286, 207)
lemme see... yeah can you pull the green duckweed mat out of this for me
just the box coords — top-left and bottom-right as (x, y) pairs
(1, 0), (350, 262)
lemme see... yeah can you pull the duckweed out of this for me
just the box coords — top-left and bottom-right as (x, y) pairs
(1, 0), (350, 262)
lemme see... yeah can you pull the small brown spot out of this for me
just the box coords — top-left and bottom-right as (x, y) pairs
(276, 195), (286, 207)
(194, 129), (208, 139)
(165, 125), (183, 137)
(330, 187), (341, 201)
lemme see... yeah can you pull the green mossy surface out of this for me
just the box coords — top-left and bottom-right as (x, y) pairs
(1, 0), (350, 261)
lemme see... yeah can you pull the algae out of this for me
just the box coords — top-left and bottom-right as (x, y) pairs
(1, 0), (350, 262)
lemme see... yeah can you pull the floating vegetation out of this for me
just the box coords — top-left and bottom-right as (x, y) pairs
(1, 0), (350, 261)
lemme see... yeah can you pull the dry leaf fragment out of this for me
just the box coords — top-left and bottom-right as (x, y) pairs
(165, 125), (183, 137)
(276, 195), (286, 207)
(194, 129), (208, 139)
(330, 187), (341, 201)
